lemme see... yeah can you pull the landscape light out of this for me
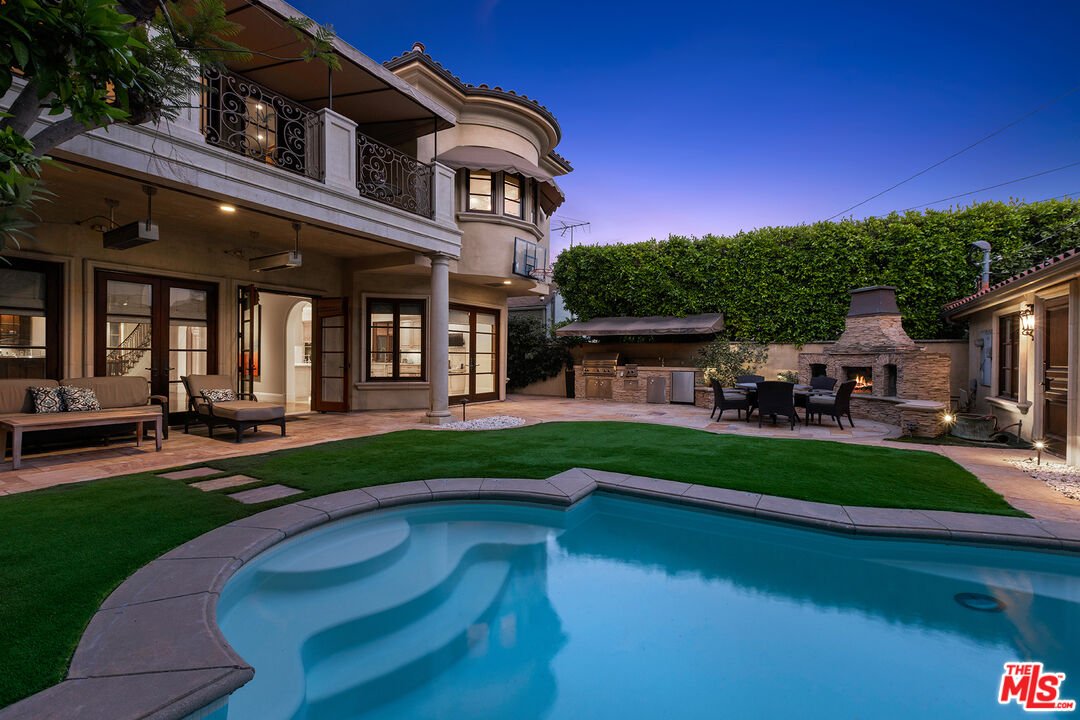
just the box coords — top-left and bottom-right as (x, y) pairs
(1034, 440), (1045, 465)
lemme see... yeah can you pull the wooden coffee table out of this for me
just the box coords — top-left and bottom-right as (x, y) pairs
(0, 408), (163, 470)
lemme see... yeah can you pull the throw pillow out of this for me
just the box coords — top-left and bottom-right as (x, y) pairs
(202, 388), (236, 403)
(30, 386), (64, 413)
(60, 386), (101, 412)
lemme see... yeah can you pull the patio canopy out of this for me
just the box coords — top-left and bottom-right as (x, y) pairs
(556, 313), (724, 337)
(434, 146), (565, 213)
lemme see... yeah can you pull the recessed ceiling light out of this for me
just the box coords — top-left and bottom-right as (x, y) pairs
(503, 280), (512, 284)
(219, 204), (236, 213)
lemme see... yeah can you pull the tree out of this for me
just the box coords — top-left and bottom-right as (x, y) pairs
(695, 339), (768, 387)
(0, 0), (338, 252)
(506, 315), (578, 390)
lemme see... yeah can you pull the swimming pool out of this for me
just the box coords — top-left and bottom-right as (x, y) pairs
(218, 493), (1080, 719)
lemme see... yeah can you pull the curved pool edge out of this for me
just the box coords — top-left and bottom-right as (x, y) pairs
(3, 468), (1078, 720)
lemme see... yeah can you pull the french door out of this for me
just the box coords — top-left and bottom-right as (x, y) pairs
(449, 305), (499, 403)
(313, 297), (349, 412)
(1043, 303), (1068, 456)
(95, 271), (218, 418)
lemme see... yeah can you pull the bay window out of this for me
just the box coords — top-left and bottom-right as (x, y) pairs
(468, 170), (494, 212)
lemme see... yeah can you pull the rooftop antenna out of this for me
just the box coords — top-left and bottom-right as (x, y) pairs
(554, 218), (590, 247)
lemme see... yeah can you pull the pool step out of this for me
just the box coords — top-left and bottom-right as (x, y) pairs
(303, 557), (513, 714)
(255, 517), (411, 590)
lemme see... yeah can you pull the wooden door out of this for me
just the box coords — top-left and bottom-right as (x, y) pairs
(237, 285), (259, 399)
(313, 297), (349, 412)
(95, 271), (217, 418)
(1043, 304), (1068, 456)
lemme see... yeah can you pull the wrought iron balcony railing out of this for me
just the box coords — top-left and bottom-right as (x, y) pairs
(356, 131), (434, 218)
(201, 67), (322, 180)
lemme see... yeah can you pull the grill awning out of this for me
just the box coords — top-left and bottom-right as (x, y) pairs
(435, 145), (565, 214)
(556, 313), (724, 337)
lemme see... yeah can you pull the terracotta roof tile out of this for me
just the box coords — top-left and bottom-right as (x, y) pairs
(942, 247), (1080, 313)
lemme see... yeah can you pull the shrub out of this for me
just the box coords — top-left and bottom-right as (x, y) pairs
(506, 316), (577, 390)
(552, 198), (1080, 342)
(695, 340), (769, 387)
(777, 370), (799, 383)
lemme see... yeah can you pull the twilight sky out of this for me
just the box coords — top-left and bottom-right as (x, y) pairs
(292, 0), (1080, 261)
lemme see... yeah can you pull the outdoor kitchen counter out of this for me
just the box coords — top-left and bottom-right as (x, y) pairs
(574, 365), (702, 404)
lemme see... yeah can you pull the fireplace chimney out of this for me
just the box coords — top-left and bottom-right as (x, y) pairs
(832, 286), (916, 353)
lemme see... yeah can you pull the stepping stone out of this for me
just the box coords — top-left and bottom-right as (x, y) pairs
(159, 467), (220, 480)
(190, 475), (259, 492)
(228, 484), (303, 504)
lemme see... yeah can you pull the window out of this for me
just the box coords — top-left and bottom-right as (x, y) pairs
(0, 259), (61, 380)
(468, 170), (494, 212)
(367, 299), (426, 381)
(503, 174), (523, 218)
(998, 313), (1020, 399)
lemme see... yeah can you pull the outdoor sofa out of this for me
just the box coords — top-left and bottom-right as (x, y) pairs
(0, 377), (167, 470)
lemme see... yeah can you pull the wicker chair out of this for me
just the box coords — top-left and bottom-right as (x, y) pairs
(755, 381), (798, 429)
(810, 375), (837, 391)
(710, 380), (750, 420)
(806, 380), (856, 428)
(736, 374), (765, 384)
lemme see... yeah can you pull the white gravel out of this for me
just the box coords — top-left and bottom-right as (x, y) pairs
(430, 415), (528, 431)
(1008, 458), (1080, 502)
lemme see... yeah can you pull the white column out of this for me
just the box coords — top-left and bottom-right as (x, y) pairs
(425, 253), (452, 424)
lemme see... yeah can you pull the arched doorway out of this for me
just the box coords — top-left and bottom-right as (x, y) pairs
(284, 299), (312, 412)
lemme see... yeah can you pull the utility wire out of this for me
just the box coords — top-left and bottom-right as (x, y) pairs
(902, 161), (1080, 211)
(825, 81), (1080, 221)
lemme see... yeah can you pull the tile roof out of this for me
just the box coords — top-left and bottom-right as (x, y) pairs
(384, 43), (566, 154)
(942, 247), (1080, 314)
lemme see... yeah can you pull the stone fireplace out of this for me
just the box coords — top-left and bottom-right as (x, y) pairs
(799, 286), (950, 435)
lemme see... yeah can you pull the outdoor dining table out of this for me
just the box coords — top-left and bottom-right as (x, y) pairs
(731, 382), (836, 423)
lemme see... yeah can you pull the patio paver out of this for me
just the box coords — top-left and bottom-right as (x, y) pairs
(159, 467), (220, 481)
(227, 484), (303, 504)
(190, 474), (258, 492)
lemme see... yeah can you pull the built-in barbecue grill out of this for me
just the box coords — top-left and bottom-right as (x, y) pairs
(582, 352), (619, 399)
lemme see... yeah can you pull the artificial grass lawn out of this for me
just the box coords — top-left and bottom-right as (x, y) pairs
(0, 421), (1020, 708)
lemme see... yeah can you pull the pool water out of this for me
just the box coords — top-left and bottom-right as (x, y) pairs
(218, 494), (1080, 719)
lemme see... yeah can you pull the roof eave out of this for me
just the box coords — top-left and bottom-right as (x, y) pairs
(942, 250), (1080, 318)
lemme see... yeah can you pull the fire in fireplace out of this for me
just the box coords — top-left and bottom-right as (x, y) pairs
(846, 367), (873, 394)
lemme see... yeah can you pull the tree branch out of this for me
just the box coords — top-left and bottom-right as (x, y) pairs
(29, 117), (111, 156)
(0, 81), (54, 136)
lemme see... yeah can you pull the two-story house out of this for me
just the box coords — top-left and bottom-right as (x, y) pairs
(0, 1), (570, 427)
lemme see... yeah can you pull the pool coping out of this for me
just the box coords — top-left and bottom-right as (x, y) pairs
(3, 468), (1078, 720)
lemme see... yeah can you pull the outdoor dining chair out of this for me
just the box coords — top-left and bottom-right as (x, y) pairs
(736, 374), (765, 384)
(754, 381), (798, 429)
(710, 380), (750, 420)
(806, 380), (856, 429)
(810, 375), (838, 391)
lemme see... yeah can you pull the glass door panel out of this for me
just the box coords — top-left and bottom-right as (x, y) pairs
(96, 271), (217, 420)
(104, 280), (153, 385)
(448, 305), (499, 403)
(313, 297), (349, 412)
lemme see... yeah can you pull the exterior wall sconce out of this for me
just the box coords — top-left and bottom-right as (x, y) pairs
(1019, 304), (1035, 337)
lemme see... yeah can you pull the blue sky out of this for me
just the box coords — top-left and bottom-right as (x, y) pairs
(293, 1), (1080, 259)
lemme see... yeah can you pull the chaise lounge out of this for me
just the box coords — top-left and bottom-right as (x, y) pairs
(181, 374), (286, 443)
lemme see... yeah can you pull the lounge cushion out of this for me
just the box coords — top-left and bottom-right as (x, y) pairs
(807, 396), (836, 408)
(61, 376), (149, 409)
(205, 401), (284, 422)
(30, 386), (65, 413)
(60, 386), (102, 412)
(0, 378), (58, 414)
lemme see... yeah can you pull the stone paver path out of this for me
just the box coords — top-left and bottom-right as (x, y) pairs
(228, 484), (303, 504)
(189, 475), (259, 492)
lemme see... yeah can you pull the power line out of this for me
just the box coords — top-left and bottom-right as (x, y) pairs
(902, 161), (1080, 211)
(825, 81), (1080, 221)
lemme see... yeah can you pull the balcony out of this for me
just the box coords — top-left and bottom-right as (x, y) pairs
(201, 67), (322, 181)
(356, 132), (434, 218)
(200, 68), (437, 220)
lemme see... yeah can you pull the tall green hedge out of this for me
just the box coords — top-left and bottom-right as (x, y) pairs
(552, 199), (1080, 342)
